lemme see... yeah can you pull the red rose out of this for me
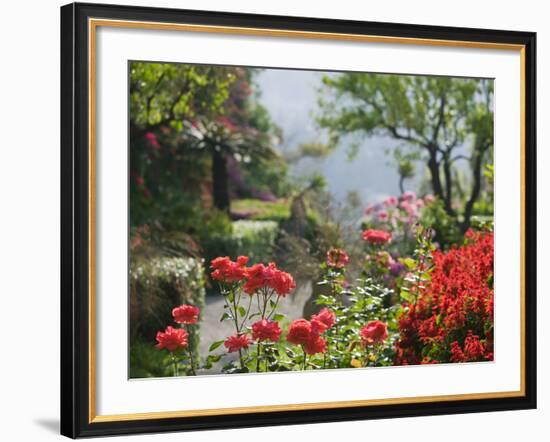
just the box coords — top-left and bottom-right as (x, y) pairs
(303, 335), (327, 355)
(172, 304), (200, 325)
(362, 229), (392, 245)
(286, 319), (312, 345)
(210, 256), (249, 283)
(360, 320), (388, 346)
(224, 334), (251, 353)
(155, 326), (188, 352)
(326, 248), (350, 269)
(252, 319), (282, 342)
(311, 308), (336, 330)
(243, 262), (296, 296)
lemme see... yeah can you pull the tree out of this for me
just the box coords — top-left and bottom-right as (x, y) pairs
(129, 63), (280, 221)
(318, 73), (493, 231)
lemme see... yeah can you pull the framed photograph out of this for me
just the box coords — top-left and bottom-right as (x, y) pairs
(60, 2), (537, 438)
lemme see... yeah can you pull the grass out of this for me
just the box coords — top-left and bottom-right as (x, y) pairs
(231, 198), (290, 222)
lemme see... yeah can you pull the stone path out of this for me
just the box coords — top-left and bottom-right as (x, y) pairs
(197, 281), (313, 373)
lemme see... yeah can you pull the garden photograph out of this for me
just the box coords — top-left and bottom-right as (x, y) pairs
(128, 62), (494, 378)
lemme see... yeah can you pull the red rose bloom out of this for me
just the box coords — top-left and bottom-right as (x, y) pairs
(362, 229), (392, 245)
(251, 319), (282, 342)
(311, 308), (336, 330)
(210, 256), (249, 283)
(243, 262), (296, 296)
(224, 333), (251, 353)
(360, 320), (388, 346)
(172, 304), (200, 324)
(303, 335), (327, 355)
(286, 319), (313, 345)
(155, 326), (188, 352)
(326, 248), (350, 269)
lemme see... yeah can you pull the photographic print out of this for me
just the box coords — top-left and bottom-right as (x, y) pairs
(128, 62), (495, 378)
(61, 4), (536, 436)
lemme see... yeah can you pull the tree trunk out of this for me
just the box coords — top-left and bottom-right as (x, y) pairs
(212, 149), (230, 212)
(462, 144), (488, 232)
(442, 153), (456, 216)
(399, 175), (405, 195)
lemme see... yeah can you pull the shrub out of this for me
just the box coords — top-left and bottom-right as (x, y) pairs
(204, 220), (279, 265)
(395, 230), (494, 365)
(130, 256), (205, 360)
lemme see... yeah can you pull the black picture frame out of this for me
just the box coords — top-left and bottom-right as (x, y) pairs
(61, 2), (537, 438)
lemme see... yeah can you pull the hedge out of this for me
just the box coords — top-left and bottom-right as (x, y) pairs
(204, 220), (279, 265)
(130, 256), (205, 370)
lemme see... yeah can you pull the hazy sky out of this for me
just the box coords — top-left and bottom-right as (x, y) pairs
(256, 68), (419, 205)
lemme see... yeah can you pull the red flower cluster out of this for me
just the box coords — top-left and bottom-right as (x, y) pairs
(360, 320), (388, 346)
(210, 256), (249, 283)
(210, 257), (296, 297)
(326, 248), (350, 269)
(286, 309), (336, 355)
(172, 304), (200, 325)
(224, 334), (251, 353)
(243, 262), (296, 296)
(362, 229), (392, 245)
(155, 326), (188, 352)
(311, 308), (336, 330)
(252, 319), (282, 342)
(395, 230), (494, 365)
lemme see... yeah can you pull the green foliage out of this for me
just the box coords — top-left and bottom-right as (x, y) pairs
(129, 256), (205, 357)
(231, 199), (290, 222)
(419, 198), (462, 249)
(203, 220), (279, 266)
(130, 62), (233, 129)
(129, 340), (174, 378)
(318, 72), (494, 228)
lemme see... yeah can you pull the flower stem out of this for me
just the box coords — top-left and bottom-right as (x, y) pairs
(256, 341), (262, 372)
(185, 325), (197, 376)
(302, 347), (308, 370)
(171, 354), (179, 377)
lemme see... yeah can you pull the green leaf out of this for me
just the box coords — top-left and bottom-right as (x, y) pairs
(238, 306), (247, 317)
(220, 312), (231, 322)
(401, 257), (416, 270)
(209, 340), (225, 352)
(272, 314), (285, 321)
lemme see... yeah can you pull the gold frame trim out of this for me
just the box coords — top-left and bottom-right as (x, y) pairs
(88, 18), (527, 424)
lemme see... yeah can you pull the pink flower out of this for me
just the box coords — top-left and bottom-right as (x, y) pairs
(424, 194), (435, 204)
(252, 319), (282, 342)
(377, 211), (389, 221)
(172, 304), (200, 325)
(365, 204), (376, 215)
(360, 320), (388, 346)
(362, 229), (392, 245)
(224, 334), (251, 352)
(383, 196), (398, 207)
(402, 191), (416, 202)
(326, 248), (350, 269)
(155, 326), (188, 352)
(144, 132), (160, 150)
